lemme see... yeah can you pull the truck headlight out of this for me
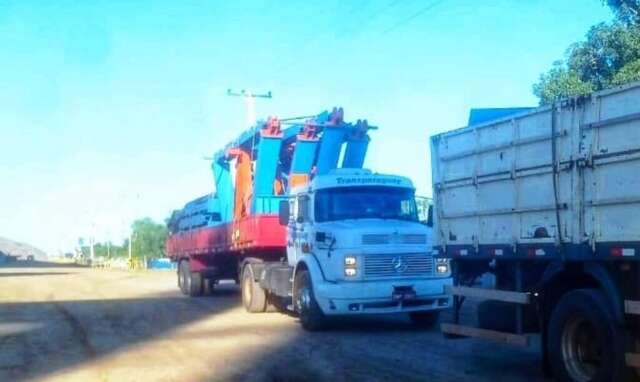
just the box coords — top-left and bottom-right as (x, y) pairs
(344, 256), (357, 277)
(435, 258), (450, 275)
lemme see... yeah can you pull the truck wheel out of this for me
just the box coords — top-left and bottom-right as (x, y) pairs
(188, 270), (204, 297)
(178, 260), (189, 295)
(548, 289), (628, 382)
(409, 311), (440, 328)
(241, 265), (267, 313)
(294, 270), (326, 331)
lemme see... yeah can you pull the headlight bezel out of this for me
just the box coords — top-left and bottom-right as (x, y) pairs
(344, 255), (358, 278)
(435, 258), (451, 276)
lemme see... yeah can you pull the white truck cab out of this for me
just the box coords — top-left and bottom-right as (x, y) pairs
(279, 168), (452, 330)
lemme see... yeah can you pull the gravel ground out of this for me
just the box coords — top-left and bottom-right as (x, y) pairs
(0, 262), (546, 382)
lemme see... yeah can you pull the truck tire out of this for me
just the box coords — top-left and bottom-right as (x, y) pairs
(178, 260), (189, 295)
(294, 270), (326, 331)
(180, 260), (203, 297)
(187, 270), (204, 297)
(409, 311), (440, 328)
(548, 288), (630, 382)
(242, 265), (267, 313)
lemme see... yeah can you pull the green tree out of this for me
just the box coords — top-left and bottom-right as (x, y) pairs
(130, 218), (167, 259)
(533, 2), (640, 104)
(533, 61), (595, 104)
(605, 0), (640, 25)
(612, 58), (640, 83)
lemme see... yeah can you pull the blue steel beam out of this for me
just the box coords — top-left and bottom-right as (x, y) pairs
(211, 160), (234, 223)
(342, 119), (371, 168)
(315, 108), (346, 176)
(253, 118), (283, 203)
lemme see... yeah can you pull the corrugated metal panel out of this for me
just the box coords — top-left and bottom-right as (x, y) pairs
(432, 82), (640, 255)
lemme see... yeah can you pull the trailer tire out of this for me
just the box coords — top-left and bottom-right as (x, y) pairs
(294, 270), (326, 331)
(178, 260), (189, 295)
(548, 288), (630, 382)
(409, 311), (440, 328)
(242, 265), (267, 313)
(188, 270), (204, 297)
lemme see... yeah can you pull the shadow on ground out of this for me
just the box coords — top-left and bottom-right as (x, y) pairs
(0, 263), (544, 382)
(0, 292), (240, 381)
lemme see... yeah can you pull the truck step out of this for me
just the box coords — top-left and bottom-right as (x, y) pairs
(627, 353), (640, 369)
(445, 285), (530, 304)
(440, 323), (530, 347)
(625, 300), (640, 315)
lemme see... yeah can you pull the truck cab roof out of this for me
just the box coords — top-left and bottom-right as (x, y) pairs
(291, 168), (415, 195)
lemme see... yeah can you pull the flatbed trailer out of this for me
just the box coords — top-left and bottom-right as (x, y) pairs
(430, 82), (640, 381)
(166, 110), (344, 294)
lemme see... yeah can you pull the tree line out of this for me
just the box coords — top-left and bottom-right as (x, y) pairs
(534, 0), (640, 104)
(78, 217), (168, 260)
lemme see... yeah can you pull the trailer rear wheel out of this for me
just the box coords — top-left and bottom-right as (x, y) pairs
(178, 260), (189, 295)
(187, 270), (204, 297)
(548, 289), (628, 382)
(179, 260), (203, 297)
(241, 265), (267, 313)
(294, 270), (326, 331)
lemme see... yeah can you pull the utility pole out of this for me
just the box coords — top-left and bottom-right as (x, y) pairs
(89, 236), (94, 263)
(227, 89), (272, 127)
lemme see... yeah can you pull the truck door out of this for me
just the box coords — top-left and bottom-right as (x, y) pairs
(286, 194), (310, 265)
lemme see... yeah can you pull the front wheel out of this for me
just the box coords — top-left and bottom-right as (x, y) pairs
(409, 311), (440, 328)
(294, 270), (326, 331)
(548, 289), (630, 382)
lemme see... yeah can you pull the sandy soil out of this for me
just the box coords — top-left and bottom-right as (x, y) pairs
(0, 262), (545, 382)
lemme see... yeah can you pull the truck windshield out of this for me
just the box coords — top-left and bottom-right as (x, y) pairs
(314, 186), (418, 222)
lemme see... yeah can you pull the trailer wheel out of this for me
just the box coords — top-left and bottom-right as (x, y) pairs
(188, 270), (204, 297)
(178, 260), (189, 295)
(294, 270), (326, 331)
(241, 265), (267, 313)
(548, 289), (628, 382)
(409, 311), (440, 328)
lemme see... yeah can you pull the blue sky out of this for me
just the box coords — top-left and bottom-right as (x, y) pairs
(0, 1), (611, 254)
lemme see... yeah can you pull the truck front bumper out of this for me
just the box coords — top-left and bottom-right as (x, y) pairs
(314, 277), (453, 315)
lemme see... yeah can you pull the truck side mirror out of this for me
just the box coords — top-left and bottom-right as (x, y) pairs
(426, 205), (434, 227)
(279, 200), (290, 226)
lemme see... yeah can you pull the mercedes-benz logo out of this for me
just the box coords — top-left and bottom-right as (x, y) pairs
(391, 256), (408, 273)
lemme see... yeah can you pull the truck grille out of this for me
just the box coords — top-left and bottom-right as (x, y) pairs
(361, 234), (427, 245)
(363, 253), (434, 278)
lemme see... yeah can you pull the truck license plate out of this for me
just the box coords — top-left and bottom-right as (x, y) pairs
(392, 286), (416, 301)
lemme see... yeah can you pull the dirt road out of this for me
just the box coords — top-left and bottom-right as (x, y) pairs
(0, 262), (544, 382)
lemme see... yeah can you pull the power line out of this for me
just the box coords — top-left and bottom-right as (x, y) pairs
(382, 0), (444, 35)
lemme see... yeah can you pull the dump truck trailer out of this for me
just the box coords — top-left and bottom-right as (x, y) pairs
(167, 108), (452, 330)
(431, 82), (640, 381)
